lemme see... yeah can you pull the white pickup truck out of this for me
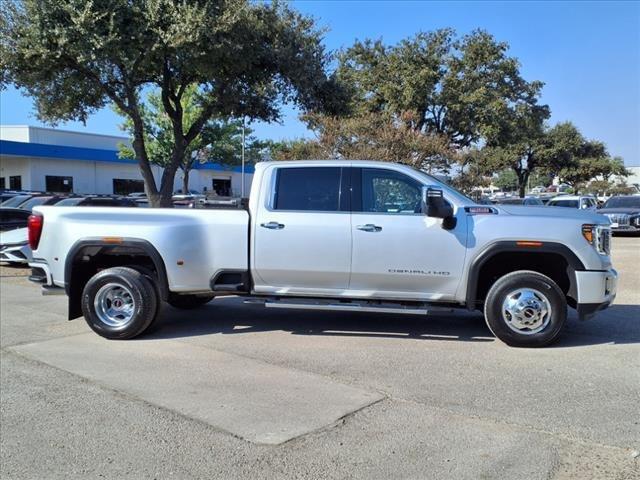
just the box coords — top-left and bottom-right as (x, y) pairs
(28, 161), (617, 347)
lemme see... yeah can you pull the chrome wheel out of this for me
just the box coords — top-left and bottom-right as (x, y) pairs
(94, 283), (135, 328)
(501, 288), (552, 335)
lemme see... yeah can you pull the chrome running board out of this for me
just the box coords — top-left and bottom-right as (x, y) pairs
(254, 298), (431, 315)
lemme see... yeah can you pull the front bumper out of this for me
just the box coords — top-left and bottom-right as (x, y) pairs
(575, 268), (618, 320)
(0, 243), (31, 264)
(611, 225), (640, 232)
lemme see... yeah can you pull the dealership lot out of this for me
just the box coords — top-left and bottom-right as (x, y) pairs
(1, 238), (638, 479)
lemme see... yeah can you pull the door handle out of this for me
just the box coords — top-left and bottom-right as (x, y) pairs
(356, 224), (382, 232)
(260, 221), (285, 230)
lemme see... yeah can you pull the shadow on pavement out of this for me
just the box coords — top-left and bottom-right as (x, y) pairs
(144, 298), (495, 343)
(141, 298), (640, 347)
(555, 304), (640, 348)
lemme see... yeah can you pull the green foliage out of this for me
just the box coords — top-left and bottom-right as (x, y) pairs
(558, 155), (630, 194)
(1, 0), (341, 205)
(335, 29), (548, 149)
(115, 86), (269, 192)
(270, 111), (457, 173)
(481, 122), (614, 197)
(450, 149), (491, 193)
(493, 170), (518, 192)
(283, 28), (550, 185)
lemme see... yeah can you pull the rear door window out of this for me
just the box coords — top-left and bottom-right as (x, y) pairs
(273, 167), (343, 212)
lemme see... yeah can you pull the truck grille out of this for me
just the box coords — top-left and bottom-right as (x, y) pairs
(605, 213), (630, 226)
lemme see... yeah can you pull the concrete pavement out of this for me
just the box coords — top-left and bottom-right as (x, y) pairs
(1, 237), (639, 479)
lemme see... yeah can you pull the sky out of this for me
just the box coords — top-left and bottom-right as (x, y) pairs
(1, 1), (639, 165)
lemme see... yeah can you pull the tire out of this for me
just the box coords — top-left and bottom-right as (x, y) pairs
(81, 266), (159, 340)
(484, 270), (567, 348)
(167, 294), (214, 310)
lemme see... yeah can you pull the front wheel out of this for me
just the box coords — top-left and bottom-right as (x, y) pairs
(484, 270), (567, 348)
(81, 267), (159, 339)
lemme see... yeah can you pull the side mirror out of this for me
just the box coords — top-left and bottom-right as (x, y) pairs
(422, 187), (456, 230)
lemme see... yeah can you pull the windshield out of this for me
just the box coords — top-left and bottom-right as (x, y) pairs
(55, 198), (84, 206)
(603, 196), (640, 209)
(1, 195), (31, 207)
(549, 199), (579, 208)
(19, 197), (53, 210)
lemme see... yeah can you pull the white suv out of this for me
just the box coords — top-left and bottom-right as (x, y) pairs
(547, 195), (598, 211)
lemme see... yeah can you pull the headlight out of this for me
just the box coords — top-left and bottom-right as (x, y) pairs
(582, 224), (611, 255)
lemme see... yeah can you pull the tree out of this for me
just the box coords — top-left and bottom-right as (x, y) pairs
(1, 0), (343, 206)
(270, 111), (457, 172)
(283, 28), (548, 185)
(450, 148), (491, 194)
(558, 155), (629, 194)
(116, 86), (267, 194)
(335, 29), (547, 149)
(482, 122), (601, 198)
(493, 170), (518, 192)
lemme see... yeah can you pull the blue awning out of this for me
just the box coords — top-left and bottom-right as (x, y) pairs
(0, 139), (254, 173)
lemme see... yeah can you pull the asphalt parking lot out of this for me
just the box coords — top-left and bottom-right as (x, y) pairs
(1, 237), (639, 479)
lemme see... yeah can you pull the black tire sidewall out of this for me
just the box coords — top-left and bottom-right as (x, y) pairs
(81, 268), (158, 339)
(484, 272), (567, 348)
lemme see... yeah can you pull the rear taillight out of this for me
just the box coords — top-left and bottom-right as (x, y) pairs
(27, 214), (44, 250)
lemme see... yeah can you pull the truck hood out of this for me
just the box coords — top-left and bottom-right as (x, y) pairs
(597, 207), (640, 215)
(0, 227), (28, 246)
(495, 205), (609, 224)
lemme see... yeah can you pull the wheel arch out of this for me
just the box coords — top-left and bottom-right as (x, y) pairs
(465, 241), (585, 311)
(65, 238), (169, 320)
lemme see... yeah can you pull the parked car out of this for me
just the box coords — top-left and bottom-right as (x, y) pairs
(0, 208), (32, 232)
(173, 189), (202, 195)
(17, 195), (69, 211)
(173, 194), (205, 201)
(29, 160), (616, 348)
(493, 197), (543, 206)
(597, 196), (640, 234)
(0, 190), (25, 203)
(130, 198), (198, 208)
(55, 196), (137, 207)
(547, 195), (598, 211)
(1, 196), (136, 261)
(0, 227), (31, 264)
(1, 194), (35, 208)
(1, 194), (69, 210)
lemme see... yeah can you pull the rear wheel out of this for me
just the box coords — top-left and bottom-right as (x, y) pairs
(484, 270), (567, 347)
(81, 267), (159, 339)
(167, 293), (214, 310)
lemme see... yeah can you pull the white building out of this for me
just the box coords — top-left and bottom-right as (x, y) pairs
(0, 125), (253, 196)
(619, 166), (640, 190)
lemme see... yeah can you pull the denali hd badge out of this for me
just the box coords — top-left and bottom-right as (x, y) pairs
(388, 269), (451, 276)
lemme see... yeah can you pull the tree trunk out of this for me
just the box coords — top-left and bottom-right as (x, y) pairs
(157, 168), (176, 207)
(182, 168), (190, 194)
(157, 144), (188, 208)
(129, 114), (161, 207)
(517, 170), (529, 198)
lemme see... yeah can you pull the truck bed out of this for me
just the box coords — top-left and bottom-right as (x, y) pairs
(33, 206), (249, 293)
